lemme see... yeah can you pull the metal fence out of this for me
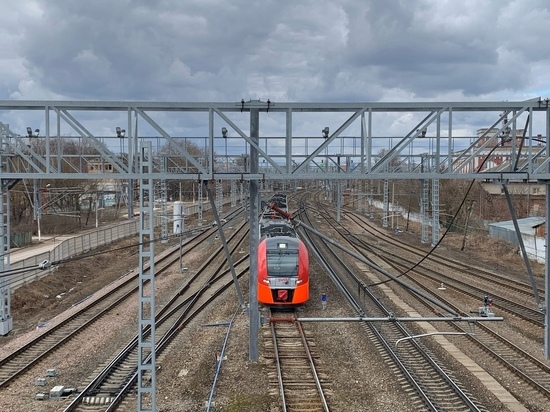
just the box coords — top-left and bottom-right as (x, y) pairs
(8, 218), (152, 291)
(8, 199), (228, 291)
(10, 231), (32, 248)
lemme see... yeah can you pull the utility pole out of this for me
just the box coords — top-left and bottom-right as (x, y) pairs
(461, 201), (476, 251)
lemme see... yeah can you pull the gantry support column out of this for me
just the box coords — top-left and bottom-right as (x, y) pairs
(249, 107), (260, 361)
(127, 107), (136, 220)
(542, 106), (550, 360)
(420, 179), (429, 244)
(368, 180), (374, 219)
(0, 184), (12, 335)
(197, 181), (203, 226)
(545, 182), (550, 360)
(336, 156), (342, 222)
(231, 179), (237, 207)
(432, 114), (442, 246)
(216, 179), (223, 215)
(160, 156), (168, 243)
(137, 142), (156, 411)
(431, 179), (440, 246)
(545, 106), (550, 360)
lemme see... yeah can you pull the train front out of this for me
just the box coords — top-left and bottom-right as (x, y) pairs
(258, 236), (309, 306)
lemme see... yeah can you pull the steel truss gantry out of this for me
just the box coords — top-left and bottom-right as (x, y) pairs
(1, 99), (550, 410)
(0, 98), (548, 182)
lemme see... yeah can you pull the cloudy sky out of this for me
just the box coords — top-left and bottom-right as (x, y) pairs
(1, 0), (549, 158)
(1, 0), (549, 103)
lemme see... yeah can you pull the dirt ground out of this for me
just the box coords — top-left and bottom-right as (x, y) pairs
(4, 182), (545, 335)
(5, 235), (155, 341)
(0, 216), (545, 412)
(398, 222), (545, 279)
(3, 218), (543, 344)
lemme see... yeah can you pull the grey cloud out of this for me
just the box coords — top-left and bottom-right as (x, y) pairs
(323, 0), (547, 99)
(18, 1), (283, 99)
(1, 0), (548, 103)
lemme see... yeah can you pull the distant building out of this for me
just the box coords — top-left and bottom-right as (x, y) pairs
(87, 158), (115, 173)
(84, 158), (126, 208)
(452, 128), (545, 173)
(452, 128), (547, 212)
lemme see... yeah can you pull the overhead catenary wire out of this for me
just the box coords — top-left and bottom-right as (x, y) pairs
(368, 134), (523, 287)
(302, 136), (518, 288)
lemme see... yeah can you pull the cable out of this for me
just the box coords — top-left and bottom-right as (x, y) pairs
(368, 136), (515, 286)
(0, 266), (45, 280)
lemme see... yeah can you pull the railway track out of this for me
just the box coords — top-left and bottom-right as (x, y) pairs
(67, 264), (249, 411)
(347, 211), (545, 308)
(0, 244), (181, 390)
(264, 310), (330, 412)
(321, 207), (545, 326)
(312, 197), (550, 408)
(61, 214), (250, 411)
(392, 266), (550, 405)
(298, 195), (487, 411)
(0, 209), (244, 392)
(340, 210), (545, 325)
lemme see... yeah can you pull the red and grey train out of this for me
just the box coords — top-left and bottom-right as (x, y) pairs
(257, 194), (310, 306)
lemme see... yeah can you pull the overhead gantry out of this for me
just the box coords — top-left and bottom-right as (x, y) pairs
(1, 98), (549, 410)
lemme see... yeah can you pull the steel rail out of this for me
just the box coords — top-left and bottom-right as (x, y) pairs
(64, 220), (250, 411)
(300, 195), (485, 411)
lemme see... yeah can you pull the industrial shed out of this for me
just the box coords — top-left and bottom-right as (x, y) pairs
(488, 217), (546, 263)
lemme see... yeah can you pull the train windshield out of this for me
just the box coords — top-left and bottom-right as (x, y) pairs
(266, 243), (299, 277)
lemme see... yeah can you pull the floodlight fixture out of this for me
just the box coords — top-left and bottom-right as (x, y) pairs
(116, 127), (126, 138)
(27, 127), (32, 137)
(34, 129), (40, 137)
(322, 127), (329, 138)
(221, 127), (228, 138)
